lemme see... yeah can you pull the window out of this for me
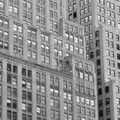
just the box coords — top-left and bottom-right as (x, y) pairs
(22, 90), (32, 101)
(13, 112), (17, 120)
(0, 0), (5, 13)
(96, 49), (100, 56)
(36, 106), (41, 113)
(111, 3), (115, 10)
(89, 75), (93, 82)
(116, 34), (120, 41)
(117, 53), (120, 60)
(106, 107), (110, 116)
(97, 68), (101, 76)
(99, 110), (103, 117)
(28, 70), (32, 77)
(13, 65), (18, 73)
(7, 110), (11, 120)
(7, 63), (11, 71)
(118, 23), (120, 29)
(118, 107), (120, 115)
(84, 73), (88, 81)
(98, 88), (102, 95)
(105, 86), (109, 93)
(96, 59), (101, 65)
(76, 96), (80, 103)
(79, 72), (83, 79)
(118, 63), (120, 69)
(117, 44), (120, 50)
(96, 40), (100, 47)
(98, 100), (103, 108)
(90, 100), (95, 106)
(116, 98), (120, 105)
(106, 98), (110, 106)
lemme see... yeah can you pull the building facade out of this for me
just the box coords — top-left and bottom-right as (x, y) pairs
(0, 0), (98, 120)
(0, 54), (97, 120)
(66, 0), (120, 120)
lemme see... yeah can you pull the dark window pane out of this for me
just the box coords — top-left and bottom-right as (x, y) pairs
(7, 64), (11, 71)
(22, 68), (26, 76)
(28, 70), (32, 77)
(13, 65), (18, 73)
(13, 88), (17, 98)
(13, 112), (17, 120)
(28, 92), (32, 101)
(7, 110), (11, 120)
(7, 74), (12, 84)
(13, 100), (17, 109)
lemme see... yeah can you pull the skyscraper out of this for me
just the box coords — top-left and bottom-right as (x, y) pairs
(67, 0), (120, 120)
(0, 0), (98, 120)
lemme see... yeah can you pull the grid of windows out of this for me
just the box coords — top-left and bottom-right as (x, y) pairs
(53, 37), (63, 67)
(0, 16), (9, 50)
(0, 1), (98, 120)
(63, 80), (73, 120)
(68, 0), (77, 20)
(80, 16), (92, 24)
(36, 71), (46, 120)
(96, 1), (116, 28)
(40, 33), (50, 65)
(7, 63), (18, 120)
(0, 57), (96, 120)
(49, 0), (58, 33)
(23, 0), (33, 24)
(104, 30), (120, 81)
(36, 0), (46, 30)
(8, 0), (19, 17)
(76, 0), (93, 60)
(0, 61), (2, 119)
(13, 22), (23, 56)
(64, 23), (84, 57)
(27, 27), (37, 60)
(22, 66), (32, 120)
(50, 75), (60, 120)
(75, 74), (94, 96)
(75, 60), (95, 120)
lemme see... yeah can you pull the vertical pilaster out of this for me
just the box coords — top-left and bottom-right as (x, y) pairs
(19, 0), (23, 22)
(9, 19), (13, 56)
(60, 74), (64, 120)
(17, 64), (22, 120)
(5, 0), (9, 16)
(72, 58), (77, 120)
(32, 68), (37, 120)
(62, 21), (66, 57)
(23, 24), (28, 60)
(2, 59), (7, 120)
(50, 34), (55, 68)
(46, 72), (50, 120)
(37, 30), (41, 65)
(62, 0), (68, 20)
(32, 0), (36, 26)
(46, 0), (50, 31)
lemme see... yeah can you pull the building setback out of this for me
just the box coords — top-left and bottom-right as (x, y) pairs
(0, 0), (98, 120)
(66, 0), (120, 120)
